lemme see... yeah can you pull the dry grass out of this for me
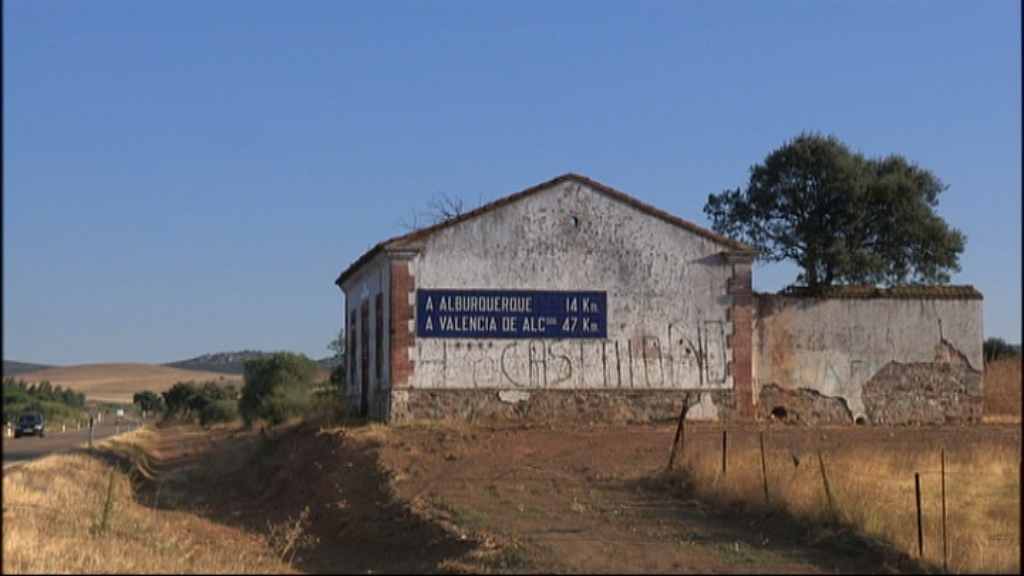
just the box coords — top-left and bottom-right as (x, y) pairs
(667, 427), (1021, 574)
(1, 428), (296, 575)
(4, 363), (243, 404)
(983, 358), (1022, 423)
(5, 422), (1018, 574)
(3, 360), (1019, 573)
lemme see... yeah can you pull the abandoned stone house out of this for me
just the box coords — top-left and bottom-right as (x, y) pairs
(334, 174), (984, 425)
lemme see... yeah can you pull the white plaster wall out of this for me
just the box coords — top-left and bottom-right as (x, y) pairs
(753, 296), (983, 419)
(340, 253), (391, 398)
(408, 180), (736, 391)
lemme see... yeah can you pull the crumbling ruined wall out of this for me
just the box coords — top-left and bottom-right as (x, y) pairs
(753, 287), (983, 425)
(756, 383), (854, 424)
(861, 347), (983, 424)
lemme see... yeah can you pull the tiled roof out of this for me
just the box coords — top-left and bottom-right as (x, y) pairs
(772, 285), (983, 300)
(336, 173), (757, 286)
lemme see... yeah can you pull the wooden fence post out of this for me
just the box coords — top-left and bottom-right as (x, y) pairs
(915, 472), (924, 558)
(668, 393), (692, 470)
(941, 449), (948, 571)
(721, 430), (728, 476)
(817, 450), (835, 518)
(759, 431), (769, 504)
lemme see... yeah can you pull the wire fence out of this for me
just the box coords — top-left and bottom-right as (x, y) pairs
(664, 424), (1021, 574)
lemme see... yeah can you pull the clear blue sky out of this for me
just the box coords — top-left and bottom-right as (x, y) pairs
(4, 0), (1021, 366)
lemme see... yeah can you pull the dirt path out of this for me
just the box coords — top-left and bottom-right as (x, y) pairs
(136, 418), (959, 574)
(373, 421), (932, 574)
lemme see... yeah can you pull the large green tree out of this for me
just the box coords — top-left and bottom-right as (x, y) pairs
(703, 133), (966, 290)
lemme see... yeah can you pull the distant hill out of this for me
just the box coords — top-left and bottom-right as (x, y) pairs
(2, 363), (244, 405)
(2, 352), (343, 405)
(163, 350), (272, 375)
(6, 351), (342, 380)
(164, 351), (342, 375)
(3, 361), (56, 377)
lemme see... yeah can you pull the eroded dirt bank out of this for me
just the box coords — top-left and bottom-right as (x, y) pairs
(134, 417), (1011, 573)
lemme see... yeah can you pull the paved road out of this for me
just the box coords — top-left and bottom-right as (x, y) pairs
(2, 420), (142, 468)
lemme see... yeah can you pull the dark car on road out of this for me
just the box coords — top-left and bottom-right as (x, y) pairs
(14, 411), (45, 438)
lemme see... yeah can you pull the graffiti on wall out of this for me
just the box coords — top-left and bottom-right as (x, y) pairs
(762, 321), (884, 398)
(415, 320), (730, 390)
(771, 358), (879, 394)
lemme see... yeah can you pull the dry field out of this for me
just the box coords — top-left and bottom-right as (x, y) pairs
(4, 363), (243, 404)
(2, 357), (1020, 574)
(983, 358), (1023, 423)
(5, 416), (1018, 574)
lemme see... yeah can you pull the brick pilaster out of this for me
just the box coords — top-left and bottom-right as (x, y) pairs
(723, 250), (757, 420)
(389, 259), (415, 390)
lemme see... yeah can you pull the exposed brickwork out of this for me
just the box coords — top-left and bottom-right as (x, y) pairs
(389, 260), (415, 390)
(726, 256), (755, 419)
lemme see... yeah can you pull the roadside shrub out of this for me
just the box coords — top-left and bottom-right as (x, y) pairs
(984, 337), (1021, 362)
(239, 352), (321, 426)
(261, 386), (316, 426)
(3, 378), (87, 424)
(162, 381), (199, 418)
(312, 385), (357, 425)
(199, 399), (239, 427)
(163, 380), (239, 421)
(328, 362), (346, 390)
(133, 391), (165, 415)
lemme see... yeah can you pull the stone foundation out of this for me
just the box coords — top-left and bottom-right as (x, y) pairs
(757, 361), (984, 425)
(387, 389), (741, 424)
(861, 362), (983, 424)
(756, 384), (854, 425)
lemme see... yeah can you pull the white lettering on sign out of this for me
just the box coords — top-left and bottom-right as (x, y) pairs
(417, 290), (607, 339)
(435, 295), (534, 313)
(438, 315), (500, 332)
